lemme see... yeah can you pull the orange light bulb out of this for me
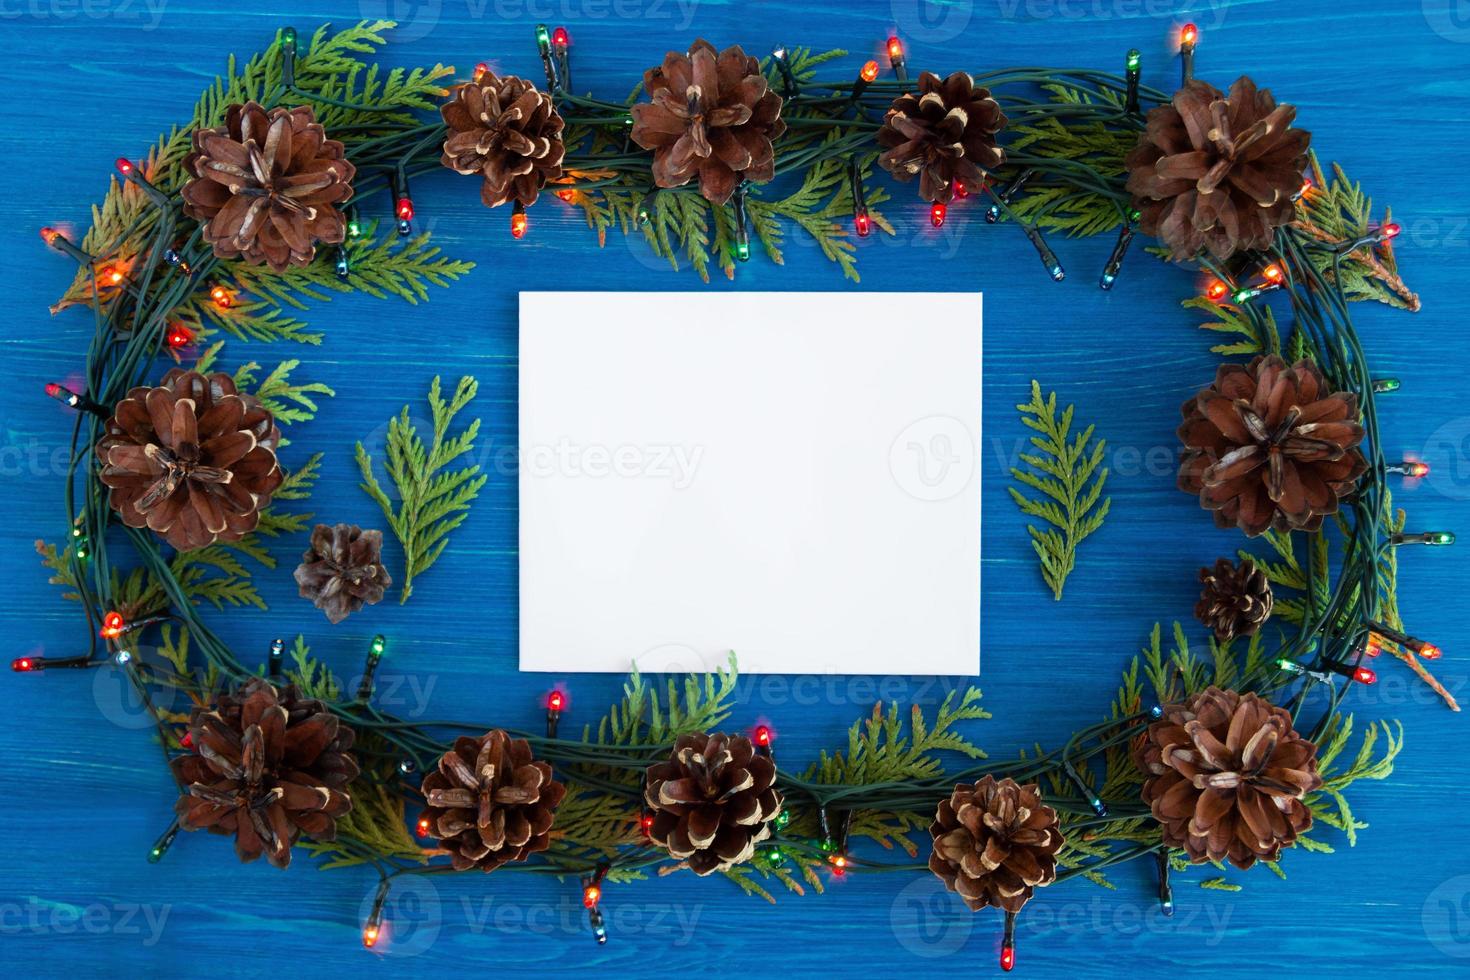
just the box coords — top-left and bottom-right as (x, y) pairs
(860, 60), (879, 83)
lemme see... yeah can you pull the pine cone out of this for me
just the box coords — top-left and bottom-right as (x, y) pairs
(928, 776), (1063, 913)
(1178, 355), (1366, 537)
(97, 369), (283, 552)
(1196, 557), (1273, 641)
(293, 523), (392, 624)
(644, 732), (783, 875)
(171, 679), (357, 868)
(420, 730), (566, 872)
(1135, 687), (1322, 869)
(1126, 77), (1310, 261)
(182, 102), (355, 271)
(630, 40), (785, 204)
(876, 71), (1007, 203)
(440, 72), (566, 208)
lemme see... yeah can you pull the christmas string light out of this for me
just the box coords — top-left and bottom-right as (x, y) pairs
(733, 185), (752, 261)
(986, 169), (1034, 223)
(850, 59), (880, 100)
(39, 226), (91, 264)
(552, 27), (571, 90)
(1099, 223), (1135, 290)
(209, 284), (233, 308)
(162, 248), (192, 275)
(363, 879), (390, 948)
(1155, 849), (1174, 916)
(535, 24), (560, 92)
(546, 688), (565, 738)
(1333, 222), (1400, 253)
(1124, 48), (1142, 114)
(886, 35), (907, 81)
(753, 723), (773, 757)
(346, 206), (362, 240)
(1206, 279), (1231, 302)
(771, 44), (799, 96)
(1062, 759), (1106, 816)
(268, 637), (284, 678)
(165, 323), (193, 349)
(1023, 222), (1066, 281)
(334, 245), (350, 280)
(583, 863), (610, 944)
(44, 382), (105, 416)
(849, 159), (871, 237)
(1372, 377), (1401, 394)
(1000, 909), (1018, 972)
(115, 155), (170, 206)
(1389, 530), (1455, 547)
(511, 200), (528, 239)
(1275, 657), (1376, 685)
(1179, 23), (1198, 85)
(280, 25), (298, 87)
(147, 818), (182, 863)
(356, 634), (386, 701)
(1366, 621), (1442, 660)
(930, 200), (947, 228)
(391, 172), (414, 236)
(1385, 460), (1430, 478)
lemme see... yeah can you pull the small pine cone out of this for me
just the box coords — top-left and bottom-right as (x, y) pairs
(440, 72), (566, 208)
(644, 732), (783, 875)
(630, 40), (786, 204)
(928, 776), (1063, 913)
(293, 523), (392, 624)
(420, 730), (567, 872)
(1178, 355), (1367, 536)
(1135, 687), (1322, 869)
(876, 71), (1007, 203)
(1126, 77), (1310, 262)
(182, 102), (355, 271)
(97, 369), (283, 552)
(171, 679), (358, 868)
(1195, 557), (1273, 641)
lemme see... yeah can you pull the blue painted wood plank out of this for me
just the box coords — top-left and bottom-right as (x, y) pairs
(2, 1), (1468, 976)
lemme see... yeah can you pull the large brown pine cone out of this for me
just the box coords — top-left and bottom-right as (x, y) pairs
(97, 369), (283, 552)
(182, 102), (355, 271)
(420, 730), (566, 872)
(1195, 557), (1273, 642)
(293, 523), (392, 624)
(876, 71), (1008, 203)
(440, 73), (566, 208)
(1135, 687), (1322, 869)
(630, 40), (785, 204)
(171, 679), (357, 868)
(644, 732), (783, 875)
(1126, 77), (1310, 261)
(928, 776), (1063, 913)
(1178, 355), (1366, 537)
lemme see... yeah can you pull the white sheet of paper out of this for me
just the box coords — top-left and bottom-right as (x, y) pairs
(519, 291), (981, 676)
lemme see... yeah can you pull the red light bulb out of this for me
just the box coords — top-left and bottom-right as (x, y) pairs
(511, 210), (528, 239)
(44, 382), (61, 399)
(887, 36), (903, 60)
(640, 813), (654, 834)
(180, 731), (193, 748)
(1000, 945), (1015, 972)
(99, 266), (124, 286)
(396, 197), (414, 221)
(930, 202), (946, 227)
(100, 611), (125, 639)
(1382, 222), (1401, 240)
(754, 725), (772, 747)
(167, 325), (192, 348)
(547, 690), (564, 712)
(552, 26), (569, 49)
(854, 212), (871, 237)
(475, 61), (489, 78)
(1206, 280), (1228, 301)
(40, 226), (61, 246)
(1353, 665), (1377, 685)
(860, 60), (879, 83)
(1181, 23), (1198, 47)
(416, 815), (431, 837)
(11, 656), (38, 672)
(583, 885), (600, 908)
(953, 180), (969, 199)
(116, 157), (134, 176)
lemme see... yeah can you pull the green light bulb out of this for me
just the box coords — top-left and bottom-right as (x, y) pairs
(371, 635), (386, 656)
(536, 24), (550, 48)
(1431, 532), (1456, 546)
(736, 241), (750, 262)
(1126, 49), (1141, 72)
(1372, 378), (1401, 393)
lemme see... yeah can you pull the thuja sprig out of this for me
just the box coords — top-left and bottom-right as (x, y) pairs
(1008, 381), (1111, 600)
(355, 375), (488, 603)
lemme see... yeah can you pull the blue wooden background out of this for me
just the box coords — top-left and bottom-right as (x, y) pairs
(4, 1), (1468, 976)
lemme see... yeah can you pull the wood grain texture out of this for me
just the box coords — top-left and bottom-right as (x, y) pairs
(3, 1), (1468, 976)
